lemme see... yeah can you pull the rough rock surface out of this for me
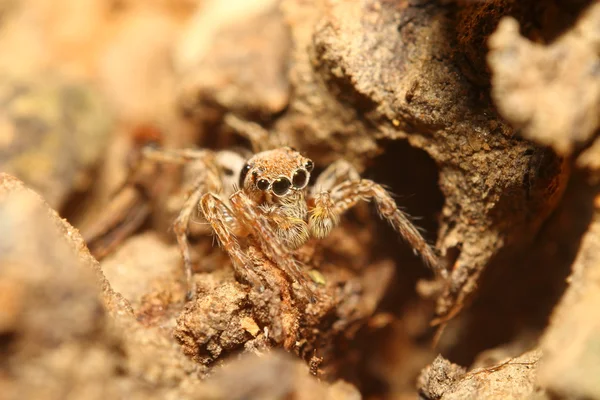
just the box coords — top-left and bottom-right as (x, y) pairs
(489, 3), (600, 156)
(0, 173), (133, 400)
(0, 173), (359, 399)
(2, 0), (600, 398)
(270, 0), (570, 321)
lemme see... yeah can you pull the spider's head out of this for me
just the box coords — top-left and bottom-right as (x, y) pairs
(239, 147), (314, 201)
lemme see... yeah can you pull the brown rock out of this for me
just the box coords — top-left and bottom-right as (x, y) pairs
(202, 350), (361, 400)
(488, 3), (600, 155)
(418, 351), (546, 400)
(0, 174), (203, 399)
(176, 0), (291, 120)
(279, 0), (569, 321)
(539, 211), (600, 398)
(0, 173), (127, 400)
(0, 76), (111, 209)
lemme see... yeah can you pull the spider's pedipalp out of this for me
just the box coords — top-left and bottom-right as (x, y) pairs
(307, 159), (360, 239)
(308, 191), (339, 239)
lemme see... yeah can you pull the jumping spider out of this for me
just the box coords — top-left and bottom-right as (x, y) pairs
(139, 116), (444, 300)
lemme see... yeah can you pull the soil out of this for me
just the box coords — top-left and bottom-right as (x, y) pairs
(1, 0), (599, 399)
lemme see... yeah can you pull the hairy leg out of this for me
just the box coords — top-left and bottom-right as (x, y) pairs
(141, 146), (212, 164)
(311, 179), (445, 278)
(173, 183), (205, 299)
(229, 191), (317, 301)
(198, 193), (262, 289)
(141, 146), (247, 191)
(223, 114), (281, 152)
(311, 159), (361, 195)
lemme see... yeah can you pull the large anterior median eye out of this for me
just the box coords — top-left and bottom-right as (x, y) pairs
(272, 177), (292, 196)
(292, 169), (309, 189)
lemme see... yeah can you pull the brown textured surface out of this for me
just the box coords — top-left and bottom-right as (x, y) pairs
(1, 0), (600, 398)
(488, 3), (600, 155)
(418, 350), (545, 400)
(0, 76), (111, 208)
(538, 205), (600, 398)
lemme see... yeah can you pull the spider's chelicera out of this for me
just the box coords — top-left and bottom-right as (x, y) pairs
(142, 143), (442, 301)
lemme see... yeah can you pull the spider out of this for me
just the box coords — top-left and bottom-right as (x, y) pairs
(139, 116), (444, 301)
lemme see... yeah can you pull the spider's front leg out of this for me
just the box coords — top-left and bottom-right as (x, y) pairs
(173, 178), (214, 300)
(229, 191), (317, 302)
(198, 193), (263, 289)
(224, 114), (281, 152)
(140, 146), (213, 164)
(309, 178), (445, 279)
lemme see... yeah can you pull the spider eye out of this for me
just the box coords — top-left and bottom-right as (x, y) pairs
(272, 177), (292, 196)
(256, 178), (270, 191)
(292, 169), (309, 189)
(239, 164), (251, 187)
(305, 160), (314, 172)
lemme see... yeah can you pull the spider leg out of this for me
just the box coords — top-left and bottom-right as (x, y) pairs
(111, 145), (254, 299)
(84, 147), (219, 262)
(229, 191), (317, 301)
(312, 179), (445, 279)
(173, 182), (205, 299)
(140, 148), (228, 299)
(224, 114), (281, 152)
(198, 193), (262, 288)
(311, 159), (361, 195)
(140, 146), (212, 164)
(171, 159), (228, 300)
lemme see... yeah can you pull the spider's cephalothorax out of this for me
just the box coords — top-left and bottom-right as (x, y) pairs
(238, 147), (315, 250)
(140, 128), (445, 301)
